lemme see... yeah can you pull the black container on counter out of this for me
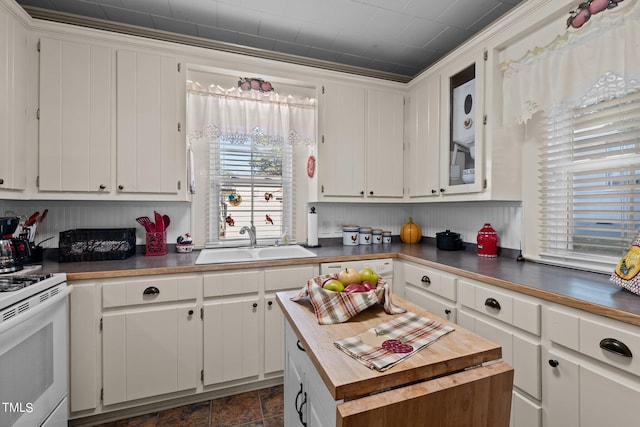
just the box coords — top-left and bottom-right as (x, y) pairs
(436, 230), (464, 251)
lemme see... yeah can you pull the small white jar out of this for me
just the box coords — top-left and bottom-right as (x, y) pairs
(359, 227), (372, 245)
(372, 228), (383, 244)
(382, 230), (392, 244)
(342, 225), (359, 246)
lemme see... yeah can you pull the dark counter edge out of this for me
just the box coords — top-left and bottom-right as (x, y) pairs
(36, 240), (640, 327)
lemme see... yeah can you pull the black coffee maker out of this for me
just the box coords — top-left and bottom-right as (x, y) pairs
(0, 217), (31, 273)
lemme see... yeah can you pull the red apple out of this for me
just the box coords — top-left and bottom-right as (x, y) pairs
(361, 281), (376, 291)
(344, 283), (366, 293)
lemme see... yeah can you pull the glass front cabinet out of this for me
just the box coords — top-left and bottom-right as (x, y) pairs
(439, 51), (485, 195)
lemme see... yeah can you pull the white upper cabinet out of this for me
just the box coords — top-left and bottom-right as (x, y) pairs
(38, 38), (112, 193)
(318, 82), (404, 201)
(366, 88), (404, 198)
(408, 70), (441, 198)
(116, 50), (184, 194)
(0, 7), (28, 193)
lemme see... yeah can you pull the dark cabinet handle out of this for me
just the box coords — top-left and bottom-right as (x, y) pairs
(0, 178), (4, 185)
(431, 189), (437, 194)
(188, 309), (194, 316)
(298, 391), (307, 426)
(143, 286), (160, 295)
(421, 275), (431, 284)
(445, 309), (452, 315)
(252, 303), (258, 308)
(484, 297), (501, 310)
(548, 359), (559, 368)
(295, 384), (304, 420)
(99, 184), (106, 190)
(360, 191), (364, 195)
(118, 185), (124, 190)
(600, 338), (633, 358)
(268, 300), (273, 306)
(369, 191), (373, 195)
(296, 340), (306, 352)
(440, 188), (445, 193)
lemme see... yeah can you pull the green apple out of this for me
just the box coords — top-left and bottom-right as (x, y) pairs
(359, 267), (378, 284)
(322, 279), (345, 292)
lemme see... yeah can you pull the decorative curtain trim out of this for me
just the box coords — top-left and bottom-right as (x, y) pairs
(187, 81), (317, 109)
(188, 125), (314, 147)
(501, 0), (640, 124)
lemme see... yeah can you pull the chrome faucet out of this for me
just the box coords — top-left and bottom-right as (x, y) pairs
(239, 222), (257, 247)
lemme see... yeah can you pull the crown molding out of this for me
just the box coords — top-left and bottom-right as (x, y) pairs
(22, 5), (412, 84)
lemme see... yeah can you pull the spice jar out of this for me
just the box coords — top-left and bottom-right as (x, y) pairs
(477, 223), (498, 257)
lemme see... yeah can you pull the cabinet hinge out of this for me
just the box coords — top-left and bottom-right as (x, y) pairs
(100, 388), (103, 402)
(177, 180), (181, 190)
(484, 50), (488, 61)
(484, 179), (488, 189)
(322, 86), (325, 94)
(36, 109), (40, 120)
(99, 318), (103, 332)
(35, 176), (39, 188)
(201, 370), (204, 382)
(37, 40), (40, 52)
(177, 62), (181, 72)
(321, 135), (325, 144)
(177, 122), (181, 132)
(483, 115), (487, 125)
(200, 307), (204, 319)
(321, 185), (324, 193)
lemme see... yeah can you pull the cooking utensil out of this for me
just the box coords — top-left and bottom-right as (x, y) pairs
(24, 211), (40, 226)
(154, 211), (165, 233)
(436, 230), (464, 251)
(162, 215), (170, 230)
(136, 216), (155, 232)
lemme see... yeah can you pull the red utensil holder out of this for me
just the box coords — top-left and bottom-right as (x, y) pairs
(146, 231), (167, 256)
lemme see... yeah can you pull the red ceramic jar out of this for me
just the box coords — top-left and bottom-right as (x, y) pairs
(477, 223), (498, 257)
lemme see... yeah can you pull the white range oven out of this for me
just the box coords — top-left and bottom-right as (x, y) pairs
(0, 273), (69, 427)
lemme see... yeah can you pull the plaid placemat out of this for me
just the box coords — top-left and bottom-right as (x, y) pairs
(334, 312), (455, 371)
(291, 275), (406, 325)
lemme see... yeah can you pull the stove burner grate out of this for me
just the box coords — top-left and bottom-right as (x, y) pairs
(0, 274), (54, 292)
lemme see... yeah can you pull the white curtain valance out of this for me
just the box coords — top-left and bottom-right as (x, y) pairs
(501, 0), (640, 125)
(187, 82), (317, 147)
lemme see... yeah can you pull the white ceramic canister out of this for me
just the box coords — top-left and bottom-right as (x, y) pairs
(372, 228), (383, 244)
(342, 225), (359, 246)
(382, 230), (392, 244)
(359, 226), (372, 245)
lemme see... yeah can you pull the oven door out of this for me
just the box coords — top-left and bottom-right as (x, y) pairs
(0, 286), (69, 427)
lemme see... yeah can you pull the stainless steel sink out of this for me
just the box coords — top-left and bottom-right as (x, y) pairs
(195, 244), (317, 264)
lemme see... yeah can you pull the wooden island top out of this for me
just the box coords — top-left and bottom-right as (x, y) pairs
(277, 290), (504, 401)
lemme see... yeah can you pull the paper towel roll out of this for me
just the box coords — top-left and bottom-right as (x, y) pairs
(307, 212), (318, 246)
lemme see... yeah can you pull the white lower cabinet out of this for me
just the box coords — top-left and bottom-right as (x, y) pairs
(284, 320), (337, 427)
(400, 261), (457, 322)
(543, 304), (640, 426)
(100, 274), (199, 405)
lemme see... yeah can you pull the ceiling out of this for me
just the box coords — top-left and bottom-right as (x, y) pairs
(16, 0), (527, 82)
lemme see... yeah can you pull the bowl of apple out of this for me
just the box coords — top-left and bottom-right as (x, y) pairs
(321, 267), (379, 293)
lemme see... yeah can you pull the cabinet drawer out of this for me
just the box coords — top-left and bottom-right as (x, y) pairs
(580, 317), (640, 377)
(546, 306), (579, 351)
(203, 270), (261, 297)
(102, 274), (199, 308)
(459, 279), (541, 336)
(404, 262), (456, 301)
(405, 287), (456, 323)
(265, 265), (318, 292)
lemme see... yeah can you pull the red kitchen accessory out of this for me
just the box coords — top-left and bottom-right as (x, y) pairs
(477, 223), (499, 257)
(136, 216), (155, 232)
(145, 231), (167, 256)
(154, 211), (165, 233)
(162, 215), (170, 230)
(24, 211), (40, 226)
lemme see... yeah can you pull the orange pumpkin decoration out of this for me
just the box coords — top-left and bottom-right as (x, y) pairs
(400, 217), (422, 244)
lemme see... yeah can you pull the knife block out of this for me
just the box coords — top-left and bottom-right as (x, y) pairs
(145, 231), (167, 256)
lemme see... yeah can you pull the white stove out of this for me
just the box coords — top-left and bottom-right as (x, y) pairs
(0, 272), (69, 427)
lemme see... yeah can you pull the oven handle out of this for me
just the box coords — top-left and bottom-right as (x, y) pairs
(0, 285), (73, 335)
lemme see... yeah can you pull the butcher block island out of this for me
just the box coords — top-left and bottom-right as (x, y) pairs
(277, 291), (513, 427)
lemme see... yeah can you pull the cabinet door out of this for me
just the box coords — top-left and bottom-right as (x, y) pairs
(102, 305), (198, 405)
(0, 13), (27, 192)
(439, 51), (485, 195)
(116, 50), (181, 194)
(319, 82), (366, 197)
(202, 297), (260, 385)
(366, 88), (404, 198)
(39, 38), (112, 192)
(408, 73), (441, 198)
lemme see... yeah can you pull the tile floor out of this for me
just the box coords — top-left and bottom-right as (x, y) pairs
(93, 385), (284, 427)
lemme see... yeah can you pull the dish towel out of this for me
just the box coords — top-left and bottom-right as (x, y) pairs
(334, 312), (455, 371)
(291, 274), (406, 325)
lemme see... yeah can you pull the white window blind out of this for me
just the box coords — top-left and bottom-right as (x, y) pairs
(539, 87), (640, 266)
(211, 134), (294, 243)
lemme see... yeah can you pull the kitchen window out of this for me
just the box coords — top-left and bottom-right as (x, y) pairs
(187, 73), (316, 246)
(538, 73), (640, 269)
